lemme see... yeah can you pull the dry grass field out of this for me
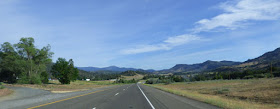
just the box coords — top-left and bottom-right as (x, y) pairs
(147, 78), (280, 109)
(121, 74), (144, 80)
(5, 80), (115, 93)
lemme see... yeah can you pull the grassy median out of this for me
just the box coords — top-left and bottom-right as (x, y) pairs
(146, 78), (280, 109)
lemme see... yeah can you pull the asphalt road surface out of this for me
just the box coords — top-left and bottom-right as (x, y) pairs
(7, 84), (220, 109)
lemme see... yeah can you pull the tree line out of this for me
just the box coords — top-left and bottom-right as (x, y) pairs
(190, 67), (280, 81)
(0, 37), (78, 84)
(79, 70), (149, 81)
(144, 74), (184, 84)
(144, 66), (280, 84)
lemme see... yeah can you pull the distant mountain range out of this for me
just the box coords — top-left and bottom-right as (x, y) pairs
(77, 66), (155, 73)
(78, 47), (280, 74)
(221, 47), (280, 71)
(158, 47), (280, 74)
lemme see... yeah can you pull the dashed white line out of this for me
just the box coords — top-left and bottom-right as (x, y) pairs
(137, 84), (155, 109)
(115, 93), (119, 96)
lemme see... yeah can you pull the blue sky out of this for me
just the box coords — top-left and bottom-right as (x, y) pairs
(1, 0), (280, 70)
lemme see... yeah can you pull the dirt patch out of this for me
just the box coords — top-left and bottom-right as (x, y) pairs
(0, 89), (13, 97)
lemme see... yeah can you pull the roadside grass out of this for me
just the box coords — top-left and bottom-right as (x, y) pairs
(0, 82), (13, 97)
(6, 80), (118, 93)
(121, 74), (144, 80)
(0, 82), (4, 89)
(146, 78), (280, 109)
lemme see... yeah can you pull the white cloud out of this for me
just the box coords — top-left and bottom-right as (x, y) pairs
(121, 44), (171, 54)
(193, 0), (280, 32)
(121, 0), (280, 55)
(121, 34), (200, 54)
(164, 34), (200, 46)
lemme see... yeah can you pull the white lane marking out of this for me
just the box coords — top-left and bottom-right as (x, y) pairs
(137, 84), (155, 109)
(115, 93), (119, 96)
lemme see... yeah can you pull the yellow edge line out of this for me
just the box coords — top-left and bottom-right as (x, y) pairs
(27, 88), (112, 109)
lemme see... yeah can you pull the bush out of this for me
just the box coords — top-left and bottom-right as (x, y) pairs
(264, 73), (274, 78)
(164, 79), (172, 85)
(145, 78), (158, 84)
(41, 71), (49, 84)
(254, 74), (265, 78)
(17, 73), (42, 84)
(273, 72), (280, 77)
(215, 88), (230, 94)
(0, 85), (5, 89)
(30, 74), (42, 84)
(243, 75), (254, 79)
(17, 74), (30, 84)
(0, 82), (4, 89)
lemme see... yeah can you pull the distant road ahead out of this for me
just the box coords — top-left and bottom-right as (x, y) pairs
(22, 84), (219, 109)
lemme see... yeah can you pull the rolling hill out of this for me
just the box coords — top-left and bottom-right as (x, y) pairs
(157, 47), (280, 74)
(234, 47), (280, 70)
(157, 60), (241, 74)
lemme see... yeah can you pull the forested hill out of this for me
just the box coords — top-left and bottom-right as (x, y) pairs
(233, 47), (280, 70)
(156, 60), (241, 74)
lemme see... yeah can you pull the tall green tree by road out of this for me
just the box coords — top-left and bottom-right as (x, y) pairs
(51, 58), (79, 84)
(0, 37), (53, 84)
(0, 42), (24, 83)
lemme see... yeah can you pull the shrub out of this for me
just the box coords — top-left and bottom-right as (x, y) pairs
(243, 75), (254, 79)
(0, 85), (5, 89)
(214, 88), (230, 94)
(41, 71), (49, 84)
(30, 74), (42, 84)
(164, 79), (172, 85)
(17, 73), (30, 84)
(254, 74), (265, 78)
(264, 73), (274, 78)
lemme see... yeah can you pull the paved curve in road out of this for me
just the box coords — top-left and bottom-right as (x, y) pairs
(11, 83), (220, 109)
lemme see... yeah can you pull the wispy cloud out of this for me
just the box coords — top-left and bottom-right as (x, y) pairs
(121, 34), (200, 54)
(164, 34), (200, 46)
(193, 0), (280, 32)
(122, 0), (280, 55)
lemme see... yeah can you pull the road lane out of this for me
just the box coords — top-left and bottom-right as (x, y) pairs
(23, 84), (131, 109)
(22, 83), (220, 109)
(140, 84), (221, 109)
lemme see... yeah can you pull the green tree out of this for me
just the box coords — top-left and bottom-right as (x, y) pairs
(15, 37), (53, 84)
(40, 71), (49, 84)
(0, 42), (23, 83)
(15, 37), (37, 78)
(0, 37), (53, 84)
(51, 58), (79, 84)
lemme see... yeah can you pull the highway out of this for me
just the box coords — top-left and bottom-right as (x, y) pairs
(17, 84), (220, 109)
